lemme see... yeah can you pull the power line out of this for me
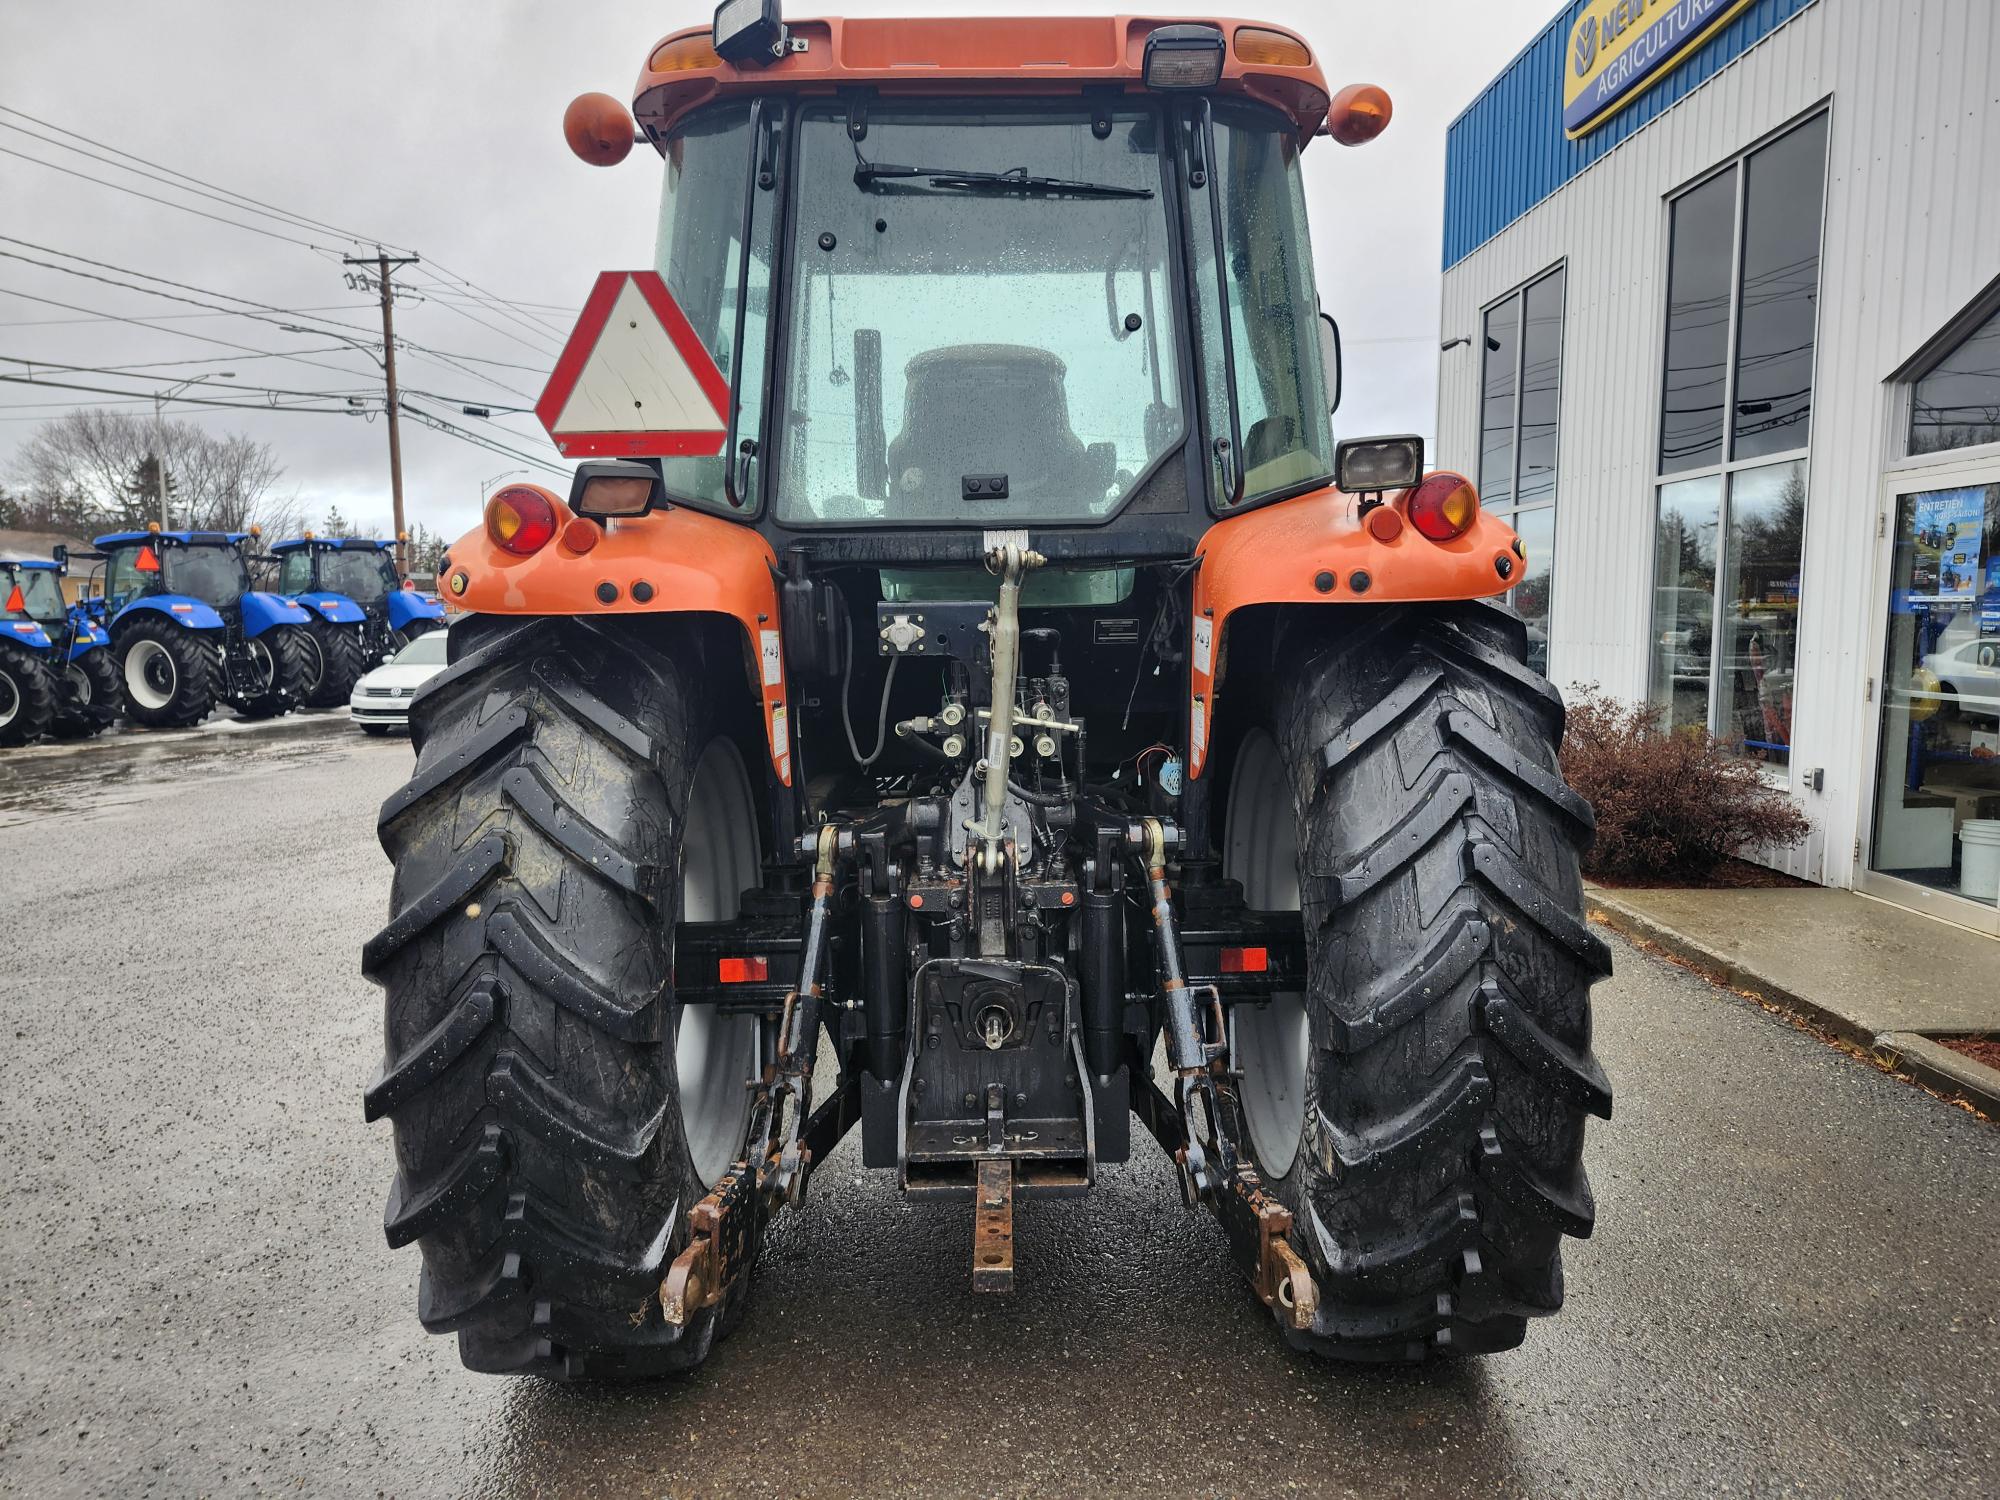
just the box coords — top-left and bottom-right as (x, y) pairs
(0, 144), (332, 251)
(0, 103), (386, 247)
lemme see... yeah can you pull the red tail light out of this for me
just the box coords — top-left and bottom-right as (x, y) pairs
(718, 956), (769, 984)
(1220, 946), (1269, 974)
(485, 486), (558, 556)
(1406, 473), (1479, 543)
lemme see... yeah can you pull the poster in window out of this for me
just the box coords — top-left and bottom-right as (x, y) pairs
(1908, 487), (1986, 602)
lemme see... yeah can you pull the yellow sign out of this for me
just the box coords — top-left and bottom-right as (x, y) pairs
(1564, 0), (1757, 139)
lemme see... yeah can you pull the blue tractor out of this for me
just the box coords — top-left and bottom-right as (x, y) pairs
(97, 528), (315, 728)
(270, 536), (445, 708)
(0, 550), (120, 745)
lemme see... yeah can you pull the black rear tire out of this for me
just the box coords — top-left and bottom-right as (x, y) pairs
(363, 613), (767, 1381)
(1221, 601), (1612, 1362)
(300, 619), (364, 709)
(231, 625), (310, 720)
(115, 615), (217, 729)
(50, 648), (123, 739)
(0, 641), (59, 746)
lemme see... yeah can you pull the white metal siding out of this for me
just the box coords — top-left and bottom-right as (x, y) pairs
(1438, 0), (2000, 887)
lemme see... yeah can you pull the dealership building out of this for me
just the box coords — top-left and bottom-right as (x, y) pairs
(1437, 0), (2000, 934)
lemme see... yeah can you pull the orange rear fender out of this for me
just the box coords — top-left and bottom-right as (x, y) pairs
(444, 496), (792, 785)
(1187, 481), (1521, 778)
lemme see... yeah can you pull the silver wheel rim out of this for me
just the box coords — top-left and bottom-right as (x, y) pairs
(67, 662), (92, 706)
(125, 639), (176, 711)
(245, 637), (275, 693)
(676, 738), (763, 1190)
(0, 669), (18, 728)
(1224, 729), (1309, 1180)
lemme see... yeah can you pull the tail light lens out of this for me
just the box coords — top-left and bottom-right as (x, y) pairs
(485, 486), (558, 556)
(1407, 473), (1479, 542)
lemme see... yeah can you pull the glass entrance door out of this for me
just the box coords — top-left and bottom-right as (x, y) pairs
(1869, 478), (2000, 927)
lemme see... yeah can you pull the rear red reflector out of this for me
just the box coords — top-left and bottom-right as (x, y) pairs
(1220, 946), (1268, 974)
(718, 956), (769, 984)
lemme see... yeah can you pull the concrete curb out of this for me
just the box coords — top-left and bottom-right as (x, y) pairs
(1873, 1033), (2000, 1117)
(1584, 886), (1873, 1048)
(1587, 886), (2000, 1117)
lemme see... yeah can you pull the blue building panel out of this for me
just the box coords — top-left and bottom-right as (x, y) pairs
(1443, 0), (1819, 269)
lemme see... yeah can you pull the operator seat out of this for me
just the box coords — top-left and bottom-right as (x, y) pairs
(886, 344), (1093, 512)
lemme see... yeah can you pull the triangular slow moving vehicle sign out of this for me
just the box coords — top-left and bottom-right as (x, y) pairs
(536, 271), (730, 458)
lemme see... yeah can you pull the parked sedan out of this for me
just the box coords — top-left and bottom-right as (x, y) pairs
(349, 626), (449, 734)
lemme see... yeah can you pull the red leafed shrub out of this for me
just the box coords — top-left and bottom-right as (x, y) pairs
(1559, 689), (1811, 883)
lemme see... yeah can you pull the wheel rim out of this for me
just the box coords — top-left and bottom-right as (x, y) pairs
(300, 631), (325, 694)
(0, 668), (18, 728)
(676, 738), (763, 1191)
(1224, 729), (1309, 1180)
(125, 640), (176, 710)
(244, 637), (275, 694)
(67, 662), (92, 707)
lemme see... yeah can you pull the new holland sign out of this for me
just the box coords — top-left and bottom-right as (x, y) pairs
(1563, 0), (1756, 139)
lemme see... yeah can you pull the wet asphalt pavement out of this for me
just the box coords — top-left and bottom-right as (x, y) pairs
(1, 720), (1996, 1499)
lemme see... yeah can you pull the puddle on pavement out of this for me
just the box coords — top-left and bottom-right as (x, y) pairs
(0, 719), (400, 826)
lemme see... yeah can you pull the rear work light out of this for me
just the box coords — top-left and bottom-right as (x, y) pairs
(1144, 24), (1226, 90)
(1407, 472), (1480, 543)
(712, 0), (787, 65)
(485, 486), (558, 556)
(570, 459), (662, 520)
(1335, 434), (1425, 494)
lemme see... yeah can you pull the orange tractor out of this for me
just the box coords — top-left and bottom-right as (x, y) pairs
(363, 7), (1611, 1381)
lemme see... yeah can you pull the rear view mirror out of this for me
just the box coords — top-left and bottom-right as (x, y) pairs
(855, 329), (889, 501)
(1318, 311), (1342, 415)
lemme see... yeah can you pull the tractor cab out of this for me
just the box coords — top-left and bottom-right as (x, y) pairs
(269, 535), (443, 707)
(94, 529), (312, 728)
(2, 559), (66, 633)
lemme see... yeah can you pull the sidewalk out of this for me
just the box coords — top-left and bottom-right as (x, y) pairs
(1586, 882), (2000, 1114)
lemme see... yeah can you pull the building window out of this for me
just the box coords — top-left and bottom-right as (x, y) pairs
(1909, 303), (2000, 455)
(1649, 113), (1828, 766)
(1479, 265), (1565, 675)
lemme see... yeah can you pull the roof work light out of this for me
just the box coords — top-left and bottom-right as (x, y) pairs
(1143, 24), (1226, 90)
(713, 0), (787, 65)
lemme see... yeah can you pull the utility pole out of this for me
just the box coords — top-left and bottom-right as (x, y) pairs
(345, 247), (419, 574)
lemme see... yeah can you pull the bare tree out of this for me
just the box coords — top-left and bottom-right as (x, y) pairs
(13, 410), (294, 534)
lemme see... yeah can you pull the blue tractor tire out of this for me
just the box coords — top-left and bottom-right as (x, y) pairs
(301, 618), (366, 709)
(232, 623), (312, 721)
(117, 614), (218, 729)
(50, 649), (122, 740)
(0, 638), (59, 746)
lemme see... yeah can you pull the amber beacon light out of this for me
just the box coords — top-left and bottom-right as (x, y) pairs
(1326, 84), (1393, 145)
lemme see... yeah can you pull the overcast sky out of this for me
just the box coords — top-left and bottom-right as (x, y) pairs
(0, 1), (1558, 542)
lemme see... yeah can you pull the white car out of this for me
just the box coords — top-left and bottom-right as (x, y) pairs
(1923, 637), (2000, 721)
(349, 627), (450, 734)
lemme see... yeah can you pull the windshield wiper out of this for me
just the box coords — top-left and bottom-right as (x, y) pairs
(853, 162), (1153, 200)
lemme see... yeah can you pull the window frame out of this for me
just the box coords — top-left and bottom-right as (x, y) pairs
(1478, 260), (1568, 671)
(1885, 275), (2000, 472)
(1648, 107), (1831, 765)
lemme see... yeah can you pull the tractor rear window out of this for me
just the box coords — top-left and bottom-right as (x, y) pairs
(2, 569), (64, 621)
(774, 102), (1186, 526)
(321, 551), (395, 603)
(163, 547), (248, 609)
